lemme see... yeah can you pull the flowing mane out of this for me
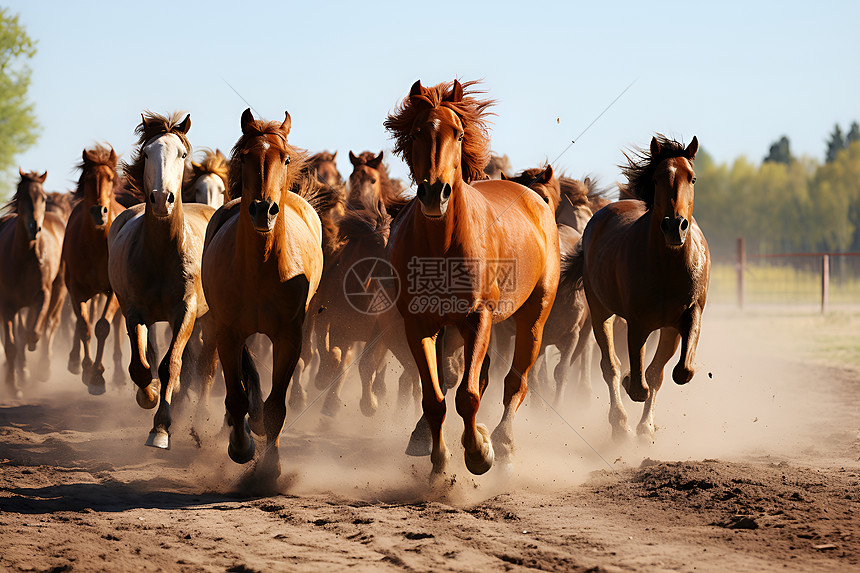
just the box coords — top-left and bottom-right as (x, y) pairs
(2, 170), (45, 214)
(510, 165), (561, 208)
(183, 148), (228, 202)
(332, 202), (391, 254)
(385, 79), (494, 184)
(227, 117), (338, 217)
(73, 144), (121, 201)
(121, 111), (192, 196)
(619, 134), (692, 209)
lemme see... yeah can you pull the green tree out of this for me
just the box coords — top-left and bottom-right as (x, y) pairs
(847, 121), (860, 145)
(0, 8), (39, 192)
(825, 124), (845, 163)
(764, 135), (793, 165)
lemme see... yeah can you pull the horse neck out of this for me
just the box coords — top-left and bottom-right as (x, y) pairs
(143, 199), (186, 248)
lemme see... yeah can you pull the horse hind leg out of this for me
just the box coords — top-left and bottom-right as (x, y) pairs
(111, 313), (125, 386)
(89, 294), (120, 394)
(590, 304), (630, 441)
(637, 327), (680, 441)
(3, 315), (22, 398)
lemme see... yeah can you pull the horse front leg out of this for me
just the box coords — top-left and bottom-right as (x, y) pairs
(26, 287), (51, 352)
(2, 314), (21, 398)
(258, 325), (303, 483)
(68, 296), (90, 378)
(622, 323), (651, 403)
(673, 304), (703, 386)
(638, 327), (680, 440)
(89, 292), (120, 392)
(456, 311), (494, 475)
(127, 317), (157, 409)
(218, 331), (254, 464)
(147, 305), (197, 449)
(590, 303), (630, 440)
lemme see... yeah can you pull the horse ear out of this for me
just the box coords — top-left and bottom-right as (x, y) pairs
(650, 136), (661, 157)
(447, 79), (464, 103)
(368, 150), (384, 168)
(38, 171), (47, 183)
(177, 114), (191, 134)
(584, 176), (591, 187)
(240, 108), (254, 134)
(349, 150), (359, 166)
(500, 171), (508, 181)
(330, 150), (337, 161)
(280, 111), (291, 134)
(18, 167), (25, 178)
(409, 80), (422, 97)
(83, 148), (92, 164)
(109, 146), (117, 164)
(215, 149), (225, 161)
(541, 165), (554, 184)
(686, 136), (699, 160)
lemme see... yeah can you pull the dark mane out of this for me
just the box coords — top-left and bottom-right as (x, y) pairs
(120, 111), (191, 197)
(73, 144), (121, 201)
(385, 79), (495, 184)
(332, 202), (391, 254)
(348, 150), (411, 219)
(620, 134), (692, 209)
(2, 171), (45, 214)
(509, 164), (561, 208)
(182, 148), (228, 202)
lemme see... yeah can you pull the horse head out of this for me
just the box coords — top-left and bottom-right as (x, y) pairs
(16, 168), (48, 241)
(652, 136), (698, 247)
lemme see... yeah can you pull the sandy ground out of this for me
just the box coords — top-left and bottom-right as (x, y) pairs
(0, 306), (858, 572)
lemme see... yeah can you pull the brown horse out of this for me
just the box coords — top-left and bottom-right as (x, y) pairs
(108, 111), (217, 448)
(503, 165), (596, 404)
(62, 145), (126, 393)
(182, 148), (228, 208)
(560, 135), (710, 440)
(0, 170), (67, 396)
(202, 108), (324, 481)
(308, 150), (343, 189)
(384, 79), (559, 480)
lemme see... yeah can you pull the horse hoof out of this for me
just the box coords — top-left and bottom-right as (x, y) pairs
(136, 380), (159, 409)
(288, 391), (306, 412)
(611, 425), (633, 443)
(359, 394), (378, 418)
(321, 395), (341, 418)
(672, 365), (694, 385)
(145, 430), (170, 449)
(68, 358), (82, 375)
(405, 419), (432, 457)
(622, 375), (649, 402)
(228, 424), (255, 464)
(463, 424), (494, 475)
(87, 382), (106, 396)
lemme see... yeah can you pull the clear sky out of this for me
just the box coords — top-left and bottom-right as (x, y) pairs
(4, 0), (859, 194)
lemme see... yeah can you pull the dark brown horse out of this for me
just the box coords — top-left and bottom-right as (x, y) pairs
(561, 135), (710, 440)
(308, 150), (343, 189)
(62, 145), (126, 393)
(108, 112), (217, 448)
(0, 170), (67, 396)
(182, 148), (228, 208)
(202, 108), (325, 481)
(385, 79), (559, 481)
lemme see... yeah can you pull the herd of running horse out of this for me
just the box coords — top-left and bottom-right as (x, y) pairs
(0, 79), (710, 484)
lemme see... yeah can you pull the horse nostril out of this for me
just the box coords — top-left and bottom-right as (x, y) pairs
(661, 217), (671, 232)
(167, 193), (175, 204)
(441, 183), (451, 200)
(268, 202), (279, 216)
(149, 192), (156, 203)
(101, 206), (108, 215)
(679, 218), (689, 231)
(249, 202), (257, 217)
(417, 180), (429, 199)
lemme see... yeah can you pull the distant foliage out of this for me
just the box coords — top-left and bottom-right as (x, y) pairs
(826, 124), (846, 163)
(763, 135), (793, 165)
(695, 140), (860, 258)
(0, 8), (39, 194)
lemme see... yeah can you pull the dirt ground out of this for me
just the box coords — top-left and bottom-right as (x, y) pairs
(1, 306), (858, 572)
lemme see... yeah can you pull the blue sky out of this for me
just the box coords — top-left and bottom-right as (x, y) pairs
(5, 0), (859, 194)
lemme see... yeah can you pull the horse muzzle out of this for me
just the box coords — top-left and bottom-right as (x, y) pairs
(149, 191), (175, 218)
(416, 180), (451, 218)
(89, 205), (109, 227)
(661, 216), (690, 247)
(248, 198), (279, 233)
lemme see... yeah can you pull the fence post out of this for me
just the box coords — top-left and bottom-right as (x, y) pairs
(736, 237), (745, 310)
(821, 254), (829, 314)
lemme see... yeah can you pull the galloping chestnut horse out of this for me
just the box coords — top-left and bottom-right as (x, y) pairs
(202, 109), (324, 481)
(62, 145), (126, 394)
(385, 79), (559, 480)
(561, 135), (710, 440)
(0, 170), (67, 395)
(182, 148), (228, 208)
(108, 112), (217, 448)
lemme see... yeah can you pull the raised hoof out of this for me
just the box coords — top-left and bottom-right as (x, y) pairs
(68, 356), (82, 375)
(463, 424), (494, 476)
(136, 380), (159, 409)
(228, 422), (255, 464)
(405, 418), (432, 457)
(672, 364), (694, 385)
(145, 430), (170, 449)
(621, 374), (649, 402)
(359, 394), (378, 418)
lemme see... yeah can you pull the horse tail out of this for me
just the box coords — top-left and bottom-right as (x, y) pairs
(559, 239), (585, 292)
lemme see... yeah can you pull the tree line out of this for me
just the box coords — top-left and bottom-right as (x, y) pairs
(694, 125), (860, 259)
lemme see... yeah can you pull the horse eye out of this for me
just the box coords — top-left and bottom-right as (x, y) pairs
(458, 132), (464, 142)
(182, 152), (187, 159)
(543, 196), (550, 203)
(371, 178), (377, 184)
(285, 155), (291, 165)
